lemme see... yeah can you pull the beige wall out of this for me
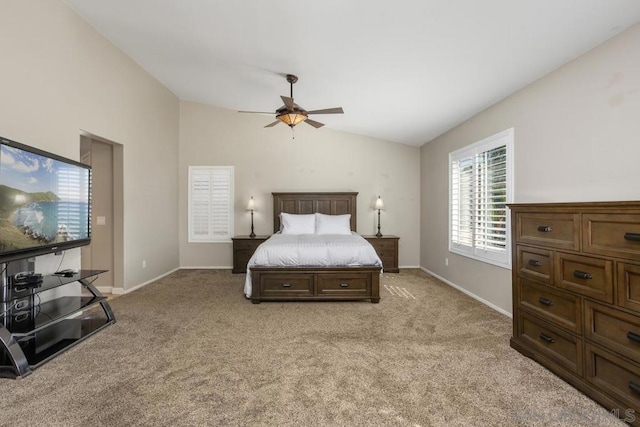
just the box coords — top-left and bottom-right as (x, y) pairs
(420, 24), (640, 314)
(179, 101), (421, 268)
(0, 1), (180, 290)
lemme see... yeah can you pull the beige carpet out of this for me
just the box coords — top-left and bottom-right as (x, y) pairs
(0, 269), (623, 426)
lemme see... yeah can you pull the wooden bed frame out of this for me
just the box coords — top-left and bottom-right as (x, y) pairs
(249, 192), (381, 304)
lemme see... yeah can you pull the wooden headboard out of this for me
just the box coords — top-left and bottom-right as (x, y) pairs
(272, 192), (358, 233)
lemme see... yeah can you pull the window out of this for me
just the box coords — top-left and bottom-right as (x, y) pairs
(449, 128), (513, 268)
(188, 166), (234, 242)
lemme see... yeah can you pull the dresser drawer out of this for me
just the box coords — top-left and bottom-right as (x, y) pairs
(369, 239), (397, 250)
(378, 250), (397, 265)
(518, 312), (582, 374)
(516, 246), (552, 284)
(518, 278), (581, 333)
(554, 252), (613, 303)
(317, 273), (371, 296)
(515, 212), (580, 250)
(585, 301), (640, 363)
(583, 213), (640, 261)
(259, 274), (314, 297)
(234, 239), (264, 250)
(585, 343), (640, 413)
(618, 262), (640, 313)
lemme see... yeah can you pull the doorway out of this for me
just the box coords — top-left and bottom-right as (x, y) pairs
(80, 134), (124, 293)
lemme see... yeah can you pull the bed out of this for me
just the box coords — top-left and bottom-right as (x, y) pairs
(246, 192), (382, 304)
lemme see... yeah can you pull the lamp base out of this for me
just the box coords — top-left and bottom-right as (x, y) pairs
(375, 232), (382, 238)
(249, 232), (256, 238)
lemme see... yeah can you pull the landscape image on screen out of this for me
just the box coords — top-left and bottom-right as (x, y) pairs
(0, 143), (90, 255)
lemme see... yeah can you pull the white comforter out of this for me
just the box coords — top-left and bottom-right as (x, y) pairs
(244, 233), (383, 297)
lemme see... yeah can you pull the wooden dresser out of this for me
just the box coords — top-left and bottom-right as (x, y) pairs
(363, 235), (399, 273)
(510, 202), (640, 424)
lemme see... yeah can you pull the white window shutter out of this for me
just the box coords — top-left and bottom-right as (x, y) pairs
(188, 166), (234, 242)
(475, 145), (507, 252)
(451, 155), (474, 254)
(449, 129), (513, 269)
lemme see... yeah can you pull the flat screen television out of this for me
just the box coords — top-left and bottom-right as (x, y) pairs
(0, 137), (91, 264)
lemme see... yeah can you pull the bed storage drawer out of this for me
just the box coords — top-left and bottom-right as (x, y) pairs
(250, 266), (381, 303)
(259, 274), (314, 297)
(317, 273), (371, 296)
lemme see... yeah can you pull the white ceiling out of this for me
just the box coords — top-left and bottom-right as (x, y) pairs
(64, 0), (640, 146)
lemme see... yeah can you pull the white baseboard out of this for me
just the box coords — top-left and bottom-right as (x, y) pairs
(96, 286), (113, 294)
(420, 266), (512, 318)
(111, 267), (180, 295)
(399, 265), (421, 269)
(179, 266), (233, 270)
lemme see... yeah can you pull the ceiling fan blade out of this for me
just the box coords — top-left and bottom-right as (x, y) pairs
(239, 110), (275, 115)
(305, 119), (325, 128)
(264, 120), (280, 128)
(306, 107), (344, 115)
(281, 96), (295, 111)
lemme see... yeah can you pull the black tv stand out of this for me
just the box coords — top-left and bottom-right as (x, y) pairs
(0, 269), (116, 378)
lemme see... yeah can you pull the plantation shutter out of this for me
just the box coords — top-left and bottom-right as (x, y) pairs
(450, 155), (474, 254)
(188, 166), (234, 242)
(449, 129), (513, 268)
(475, 146), (507, 252)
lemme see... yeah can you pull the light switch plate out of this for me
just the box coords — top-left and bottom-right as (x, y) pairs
(97, 216), (106, 226)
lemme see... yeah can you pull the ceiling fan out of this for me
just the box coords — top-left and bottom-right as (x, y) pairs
(239, 74), (344, 130)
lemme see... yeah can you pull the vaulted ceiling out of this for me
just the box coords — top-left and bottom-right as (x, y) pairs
(64, 0), (640, 146)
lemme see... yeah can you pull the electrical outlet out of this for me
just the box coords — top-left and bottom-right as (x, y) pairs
(142, 260), (146, 269)
(445, 258), (449, 266)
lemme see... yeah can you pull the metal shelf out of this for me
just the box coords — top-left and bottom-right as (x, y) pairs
(0, 271), (115, 378)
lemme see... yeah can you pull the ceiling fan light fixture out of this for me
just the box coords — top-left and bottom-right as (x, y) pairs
(277, 111), (308, 127)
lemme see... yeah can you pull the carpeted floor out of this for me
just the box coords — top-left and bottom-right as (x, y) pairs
(0, 269), (624, 426)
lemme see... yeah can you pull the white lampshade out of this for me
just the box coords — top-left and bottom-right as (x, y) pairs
(247, 196), (256, 211)
(374, 196), (384, 210)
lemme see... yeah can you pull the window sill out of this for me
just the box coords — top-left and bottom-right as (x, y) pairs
(448, 248), (511, 270)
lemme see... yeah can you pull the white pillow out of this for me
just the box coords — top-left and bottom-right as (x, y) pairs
(280, 213), (316, 235)
(315, 213), (352, 235)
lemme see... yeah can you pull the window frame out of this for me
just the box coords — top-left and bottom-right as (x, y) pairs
(188, 165), (234, 243)
(448, 128), (514, 269)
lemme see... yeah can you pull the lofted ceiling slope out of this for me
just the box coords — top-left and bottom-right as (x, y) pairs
(64, 0), (640, 146)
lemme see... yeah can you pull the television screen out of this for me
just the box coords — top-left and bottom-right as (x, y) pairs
(0, 137), (91, 263)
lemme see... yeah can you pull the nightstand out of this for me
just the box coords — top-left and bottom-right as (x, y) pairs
(363, 235), (399, 273)
(231, 236), (269, 273)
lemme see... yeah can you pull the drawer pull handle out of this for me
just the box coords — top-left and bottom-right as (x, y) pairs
(573, 270), (592, 280)
(627, 331), (640, 344)
(340, 283), (349, 288)
(282, 283), (292, 288)
(624, 232), (640, 242)
(539, 297), (553, 307)
(629, 381), (640, 395)
(528, 259), (542, 267)
(539, 333), (555, 344)
(537, 226), (552, 232)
